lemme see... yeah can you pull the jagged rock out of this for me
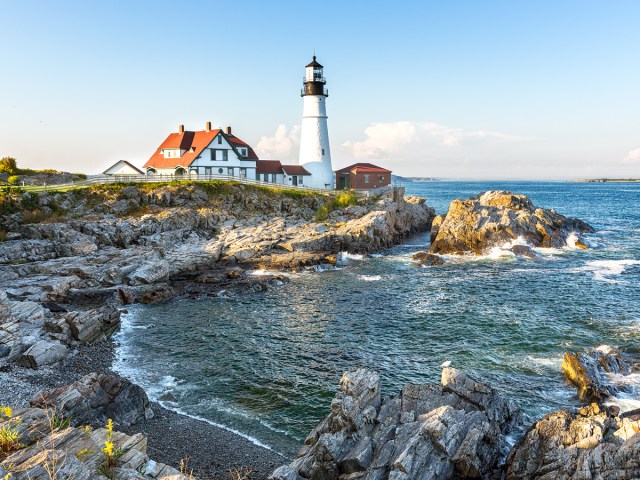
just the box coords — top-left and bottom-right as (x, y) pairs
(64, 305), (121, 343)
(412, 251), (446, 266)
(269, 368), (520, 480)
(15, 340), (68, 368)
(562, 349), (633, 403)
(430, 214), (445, 244)
(0, 407), (189, 479)
(430, 191), (595, 255)
(31, 372), (154, 428)
(505, 405), (640, 479)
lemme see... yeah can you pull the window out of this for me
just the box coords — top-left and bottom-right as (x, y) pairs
(263, 174), (269, 182)
(205, 167), (212, 175)
(322, 148), (325, 155)
(271, 174), (276, 183)
(210, 149), (216, 161)
(299, 176), (303, 184)
(218, 168), (224, 174)
(379, 175), (385, 181)
(228, 167), (234, 176)
(364, 174), (370, 184)
(240, 168), (247, 178)
(240, 148), (247, 157)
(218, 135), (222, 144)
(222, 150), (228, 161)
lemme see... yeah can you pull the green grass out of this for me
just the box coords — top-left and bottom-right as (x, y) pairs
(315, 191), (358, 221)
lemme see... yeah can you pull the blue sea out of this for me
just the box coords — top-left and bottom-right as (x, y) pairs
(113, 181), (640, 455)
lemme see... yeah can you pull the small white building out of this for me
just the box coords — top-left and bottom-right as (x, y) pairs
(103, 160), (144, 177)
(144, 123), (259, 179)
(256, 160), (311, 186)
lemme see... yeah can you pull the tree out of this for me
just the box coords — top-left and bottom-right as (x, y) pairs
(0, 157), (17, 175)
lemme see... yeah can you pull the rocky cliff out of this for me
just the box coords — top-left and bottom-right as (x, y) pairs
(429, 190), (594, 255)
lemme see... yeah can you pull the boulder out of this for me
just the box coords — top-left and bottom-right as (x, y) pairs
(505, 404), (640, 479)
(430, 191), (595, 255)
(64, 305), (121, 343)
(269, 367), (520, 480)
(15, 339), (69, 368)
(412, 251), (446, 266)
(31, 373), (154, 428)
(510, 245), (537, 258)
(562, 349), (633, 403)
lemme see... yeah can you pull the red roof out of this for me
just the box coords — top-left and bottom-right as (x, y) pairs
(227, 134), (259, 160)
(144, 129), (221, 169)
(143, 128), (259, 169)
(282, 165), (311, 176)
(335, 162), (392, 174)
(256, 160), (283, 174)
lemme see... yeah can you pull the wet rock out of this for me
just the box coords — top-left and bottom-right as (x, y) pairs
(510, 244), (537, 258)
(269, 367), (520, 480)
(505, 405), (640, 479)
(562, 349), (632, 403)
(430, 190), (594, 255)
(31, 372), (153, 428)
(15, 339), (69, 368)
(65, 305), (121, 343)
(412, 251), (446, 265)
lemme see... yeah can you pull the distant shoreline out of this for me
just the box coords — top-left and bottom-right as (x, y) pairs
(573, 178), (640, 183)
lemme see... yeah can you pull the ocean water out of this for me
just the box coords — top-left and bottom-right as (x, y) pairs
(113, 181), (640, 456)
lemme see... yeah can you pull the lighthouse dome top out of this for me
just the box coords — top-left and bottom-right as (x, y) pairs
(306, 56), (323, 68)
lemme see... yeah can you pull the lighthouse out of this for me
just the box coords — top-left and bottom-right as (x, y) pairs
(299, 56), (334, 189)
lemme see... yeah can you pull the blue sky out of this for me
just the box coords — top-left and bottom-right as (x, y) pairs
(1, 0), (638, 179)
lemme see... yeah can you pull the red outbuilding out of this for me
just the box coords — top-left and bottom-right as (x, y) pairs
(335, 163), (392, 190)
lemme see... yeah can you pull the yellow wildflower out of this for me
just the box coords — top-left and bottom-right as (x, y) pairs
(106, 418), (114, 432)
(102, 440), (114, 457)
(0, 406), (12, 418)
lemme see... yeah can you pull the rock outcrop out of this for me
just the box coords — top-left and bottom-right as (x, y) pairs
(430, 190), (594, 255)
(505, 403), (640, 479)
(269, 367), (521, 480)
(0, 406), (191, 479)
(30, 372), (154, 428)
(562, 349), (635, 404)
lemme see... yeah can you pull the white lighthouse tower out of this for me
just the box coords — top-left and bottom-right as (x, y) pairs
(299, 56), (334, 189)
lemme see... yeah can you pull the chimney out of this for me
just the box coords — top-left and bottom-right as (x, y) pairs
(178, 124), (184, 134)
(205, 121), (212, 132)
(226, 126), (232, 135)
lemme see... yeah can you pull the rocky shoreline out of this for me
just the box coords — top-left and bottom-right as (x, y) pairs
(0, 337), (285, 479)
(0, 182), (434, 478)
(4, 185), (637, 479)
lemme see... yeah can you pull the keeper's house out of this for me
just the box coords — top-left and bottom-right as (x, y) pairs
(335, 163), (392, 190)
(143, 122), (311, 187)
(144, 123), (258, 179)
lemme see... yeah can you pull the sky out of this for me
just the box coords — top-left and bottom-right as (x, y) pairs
(0, 0), (638, 180)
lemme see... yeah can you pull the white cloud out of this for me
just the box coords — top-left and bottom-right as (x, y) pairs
(622, 147), (640, 164)
(256, 124), (300, 161)
(342, 121), (534, 160)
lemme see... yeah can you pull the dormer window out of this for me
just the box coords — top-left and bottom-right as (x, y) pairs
(240, 148), (247, 157)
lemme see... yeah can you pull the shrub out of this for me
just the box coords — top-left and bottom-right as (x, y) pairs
(7, 176), (20, 186)
(333, 191), (358, 209)
(0, 230), (7, 242)
(0, 157), (17, 175)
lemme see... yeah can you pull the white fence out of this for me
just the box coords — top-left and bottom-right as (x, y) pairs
(7, 174), (336, 195)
